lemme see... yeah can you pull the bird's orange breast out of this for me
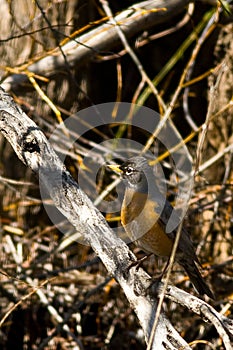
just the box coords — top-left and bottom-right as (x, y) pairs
(121, 189), (173, 257)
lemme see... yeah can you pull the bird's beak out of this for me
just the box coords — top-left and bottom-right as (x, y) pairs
(107, 164), (123, 174)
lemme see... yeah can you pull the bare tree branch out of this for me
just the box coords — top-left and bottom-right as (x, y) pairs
(163, 285), (233, 350)
(0, 86), (192, 349)
(2, 0), (191, 91)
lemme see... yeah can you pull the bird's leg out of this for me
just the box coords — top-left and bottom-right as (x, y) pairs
(144, 259), (171, 295)
(128, 253), (153, 271)
(150, 258), (170, 283)
(161, 258), (170, 276)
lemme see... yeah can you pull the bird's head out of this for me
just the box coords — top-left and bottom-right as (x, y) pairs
(108, 156), (152, 189)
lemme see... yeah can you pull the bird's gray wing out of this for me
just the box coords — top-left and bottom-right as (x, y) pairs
(155, 197), (199, 262)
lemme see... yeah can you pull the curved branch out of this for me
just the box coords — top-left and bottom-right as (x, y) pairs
(2, 0), (191, 91)
(164, 285), (233, 349)
(0, 86), (191, 349)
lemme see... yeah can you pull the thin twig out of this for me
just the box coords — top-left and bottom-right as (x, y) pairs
(99, 0), (166, 112)
(195, 62), (228, 173)
(183, 6), (220, 131)
(147, 222), (184, 350)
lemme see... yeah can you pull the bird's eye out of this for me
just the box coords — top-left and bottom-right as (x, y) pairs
(125, 166), (134, 175)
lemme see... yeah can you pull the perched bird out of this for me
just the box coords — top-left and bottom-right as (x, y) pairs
(108, 156), (214, 298)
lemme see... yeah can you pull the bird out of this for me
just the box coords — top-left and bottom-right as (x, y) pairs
(108, 156), (214, 298)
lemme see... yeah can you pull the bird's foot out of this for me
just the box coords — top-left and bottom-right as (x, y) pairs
(149, 274), (163, 284)
(146, 275), (164, 295)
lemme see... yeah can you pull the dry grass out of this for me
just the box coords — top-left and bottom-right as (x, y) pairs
(0, 1), (232, 349)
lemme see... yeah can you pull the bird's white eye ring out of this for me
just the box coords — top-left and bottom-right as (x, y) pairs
(125, 166), (134, 175)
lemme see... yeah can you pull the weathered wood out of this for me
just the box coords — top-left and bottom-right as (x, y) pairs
(0, 86), (192, 349)
(2, 0), (190, 91)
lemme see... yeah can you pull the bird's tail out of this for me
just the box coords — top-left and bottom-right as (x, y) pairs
(179, 259), (214, 299)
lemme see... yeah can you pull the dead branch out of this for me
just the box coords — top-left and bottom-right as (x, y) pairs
(163, 285), (233, 349)
(0, 86), (192, 349)
(2, 0), (191, 91)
